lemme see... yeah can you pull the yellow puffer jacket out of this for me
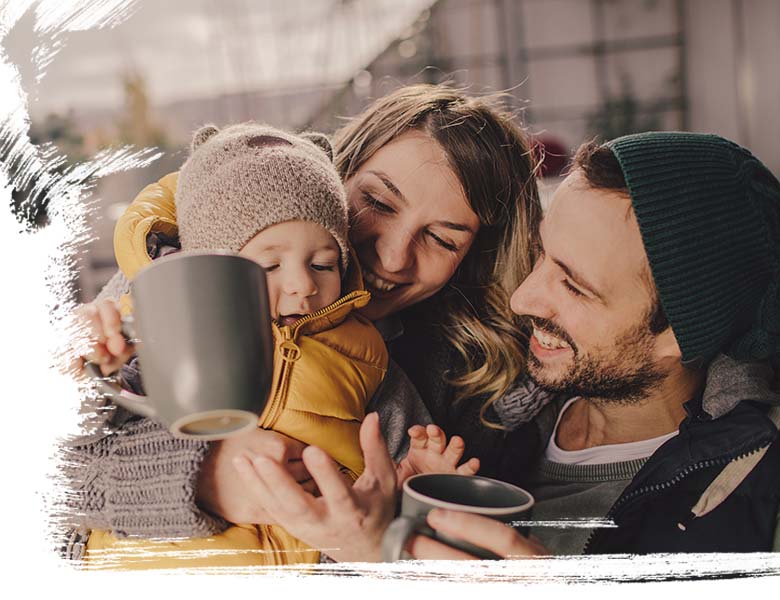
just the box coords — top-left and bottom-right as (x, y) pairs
(85, 172), (388, 570)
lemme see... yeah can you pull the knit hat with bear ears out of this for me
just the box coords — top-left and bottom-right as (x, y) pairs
(176, 122), (349, 272)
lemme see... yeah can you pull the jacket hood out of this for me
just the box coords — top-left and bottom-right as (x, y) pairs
(699, 353), (780, 419)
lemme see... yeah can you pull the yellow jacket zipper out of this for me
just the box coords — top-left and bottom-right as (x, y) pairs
(259, 290), (370, 429)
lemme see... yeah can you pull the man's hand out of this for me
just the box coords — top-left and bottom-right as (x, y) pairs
(407, 508), (549, 559)
(197, 428), (316, 525)
(232, 412), (398, 562)
(396, 424), (480, 488)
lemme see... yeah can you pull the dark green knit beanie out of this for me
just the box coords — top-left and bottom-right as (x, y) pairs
(607, 132), (780, 367)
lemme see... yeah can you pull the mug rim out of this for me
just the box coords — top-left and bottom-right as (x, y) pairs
(136, 248), (246, 271)
(402, 473), (535, 515)
(170, 409), (259, 441)
(134, 249), (261, 288)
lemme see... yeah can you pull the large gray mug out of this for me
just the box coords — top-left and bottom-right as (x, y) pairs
(87, 251), (274, 440)
(381, 474), (534, 561)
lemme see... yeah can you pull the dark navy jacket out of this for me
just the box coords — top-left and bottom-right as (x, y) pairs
(584, 398), (780, 554)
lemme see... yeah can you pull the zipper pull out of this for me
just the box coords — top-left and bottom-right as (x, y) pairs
(279, 340), (301, 363)
(276, 324), (301, 362)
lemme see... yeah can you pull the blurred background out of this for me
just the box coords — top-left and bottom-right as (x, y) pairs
(4, 0), (780, 302)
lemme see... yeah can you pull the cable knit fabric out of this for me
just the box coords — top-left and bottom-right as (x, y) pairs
(59, 419), (223, 550)
(492, 377), (554, 430)
(59, 360), (427, 560)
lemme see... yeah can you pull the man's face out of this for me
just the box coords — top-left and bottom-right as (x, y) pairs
(510, 170), (668, 403)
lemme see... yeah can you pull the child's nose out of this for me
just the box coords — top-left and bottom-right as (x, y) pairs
(283, 269), (318, 298)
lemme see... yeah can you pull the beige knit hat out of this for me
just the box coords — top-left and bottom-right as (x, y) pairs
(176, 122), (349, 271)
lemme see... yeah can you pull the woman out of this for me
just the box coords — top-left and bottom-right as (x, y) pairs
(62, 83), (547, 555)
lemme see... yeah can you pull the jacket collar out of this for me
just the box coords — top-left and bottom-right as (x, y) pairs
(621, 398), (777, 495)
(533, 365), (778, 491)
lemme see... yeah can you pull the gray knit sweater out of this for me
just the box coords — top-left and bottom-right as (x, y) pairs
(522, 398), (646, 555)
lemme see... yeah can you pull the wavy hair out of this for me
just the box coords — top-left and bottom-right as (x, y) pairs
(333, 84), (543, 426)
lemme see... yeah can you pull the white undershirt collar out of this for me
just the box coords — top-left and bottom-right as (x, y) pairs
(545, 397), (679, 465)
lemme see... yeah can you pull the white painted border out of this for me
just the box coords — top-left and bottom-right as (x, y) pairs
(1, 2), (777, 597)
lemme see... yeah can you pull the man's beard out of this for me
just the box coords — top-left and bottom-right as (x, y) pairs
(527, 317), (665, 405)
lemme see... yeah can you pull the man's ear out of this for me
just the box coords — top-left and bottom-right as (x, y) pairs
(654, 326), (682, 362)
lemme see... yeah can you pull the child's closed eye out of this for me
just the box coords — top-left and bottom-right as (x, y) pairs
(311, 264), (336, 272)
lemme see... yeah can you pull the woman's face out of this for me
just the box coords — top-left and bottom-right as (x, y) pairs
(346, 131), (480, 321)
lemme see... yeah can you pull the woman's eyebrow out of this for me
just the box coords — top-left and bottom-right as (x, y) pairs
(366, 170), (473, 234)
(366, 170), (407, 205)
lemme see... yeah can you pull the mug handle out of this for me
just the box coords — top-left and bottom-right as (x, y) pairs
(84, 362), (157, 420)
(381, 516), (433, 562)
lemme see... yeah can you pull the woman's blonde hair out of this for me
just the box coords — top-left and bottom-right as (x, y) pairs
(333, 84), (543, 426)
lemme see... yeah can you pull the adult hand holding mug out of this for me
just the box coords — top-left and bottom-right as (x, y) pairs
(382, 474), (535, 561)
(406, 509), (549, 560)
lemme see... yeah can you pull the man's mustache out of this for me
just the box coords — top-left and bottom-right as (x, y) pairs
(525, 316), (578, 355)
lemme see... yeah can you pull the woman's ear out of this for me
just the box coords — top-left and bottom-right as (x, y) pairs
(301, 131), (334, 161)
(191, 124), (220, 152)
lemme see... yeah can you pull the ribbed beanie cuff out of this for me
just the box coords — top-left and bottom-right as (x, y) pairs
(608, 132), (780, 365)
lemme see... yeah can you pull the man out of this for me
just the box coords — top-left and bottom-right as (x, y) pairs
(233, 132), (780, 559)
(408, 131), (780, 557)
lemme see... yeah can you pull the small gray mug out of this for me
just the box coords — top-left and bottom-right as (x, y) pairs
(381, 473), (534, 561)
(87, 251), (274, 440)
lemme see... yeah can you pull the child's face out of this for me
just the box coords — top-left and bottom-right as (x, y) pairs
(240, 220), (342, 326)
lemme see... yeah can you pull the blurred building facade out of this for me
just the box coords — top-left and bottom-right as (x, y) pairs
(9, 0), (777, 301)
(316, 0), (780, 169)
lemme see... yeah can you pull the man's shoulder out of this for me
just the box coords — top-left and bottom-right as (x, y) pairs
(648, 400), (777, 474)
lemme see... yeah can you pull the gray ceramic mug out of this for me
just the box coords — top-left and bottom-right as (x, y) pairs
(381, 473), (534, 561)
(86, 251), (274, 440)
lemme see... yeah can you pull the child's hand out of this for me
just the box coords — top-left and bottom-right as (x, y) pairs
(74, 298), (134, 376)
(395, 424), (480, 489)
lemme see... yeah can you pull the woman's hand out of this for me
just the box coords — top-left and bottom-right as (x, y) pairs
(197, 428), (316, 525)
(233, 412), (398, 562)
(407, 509), (549, 559)
(73, 298), (134, 376)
